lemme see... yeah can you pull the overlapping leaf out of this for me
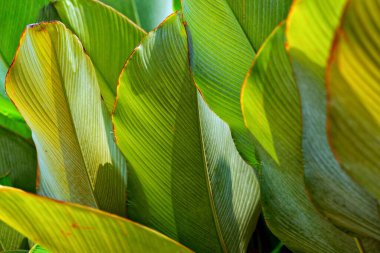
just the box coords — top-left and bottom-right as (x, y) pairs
(287, 0), (380, 240)
(181, 0), (292, 165)
(327, 0), (380, 201)
(241, 24), (357, 252)
(6, 22), (127, 216)
(99, 0), (140, 24)
(113, 13), (260, 253)
(0, 175), (29, 252)
(0, 186), (192, 253)
(0, 0), (53, 137)
(52, 0), (146, 111)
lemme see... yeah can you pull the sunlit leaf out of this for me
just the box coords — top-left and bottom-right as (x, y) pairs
(287, 0), (380, 240)
(181, 0), (292, 165)
(0, 186), (192, 253)
(113, 13), (260, 253)
(327, 0), (380, 201)
(241, 24), (356, 252)
(52, 0), (146, 111)
(6, 22), (127, 216)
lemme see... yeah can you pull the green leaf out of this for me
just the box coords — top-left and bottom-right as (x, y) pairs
(287, 0), (380, 240)
(181, 0), (291, 165)
(134, 0), (173, 31)
(53, 0), (146, 111)
(0, 186), (192, 253)
(6, 22), (127, 216)
(29, 244), (50, 253)
(113, 13), (260, 253)
(173, 0), (181, 11)
(327, 0), (380, 201)
(0, 0), (52, 138)
(0, 127), (36, 193)
(241, 24), (356, 252)
(0, 174), (12, 187)
(0, 96), (31, 139)
(99, 0), (140, 24)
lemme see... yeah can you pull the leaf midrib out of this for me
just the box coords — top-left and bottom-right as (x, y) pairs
(196, 93), (228, 253)
(47, 26), (99, 207)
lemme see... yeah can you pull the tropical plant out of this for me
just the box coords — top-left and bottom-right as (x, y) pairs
(0, 0), (378, 252)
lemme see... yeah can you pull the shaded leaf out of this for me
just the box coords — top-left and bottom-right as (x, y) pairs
(0, 186), (192, 253)
(327, 0), (380, 201)
(53, 0), (146, 111)
(6, 22), (127, 216)
(113, 13), (260, 253)
(0, 174), (28, 252)
(241, 24), (356, 252)
(99, 0), (140, 24)
(287, 0), (380, 240)
(134, 0), (173, 31)
(181, 0), (291, 165)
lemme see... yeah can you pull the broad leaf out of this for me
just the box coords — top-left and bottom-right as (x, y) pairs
(0, 186), (192, 253)
(181, 0), (292, 165)
(327, 0), (380, 201)
(134, 0), (173, 31)
(0, 0), (53, 137)
(0, 127), (36, 193)
(52, 0), (146, 111)
(99, 0), (140, 24)
(6, 22), (127, 216)
(287, 0), (380, 240)
(113, 13), (260, 253)
(241, 24), (356, 252)
(0, 174), (29, 252)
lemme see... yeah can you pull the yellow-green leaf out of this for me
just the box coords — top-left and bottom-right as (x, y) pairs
(6, 22), (127, 216)
(241, 24), (356, 253)
(327, 0), (380, 200)
(0, 186), (192, 253)
(181, 0), (292, 165)
(53, 0), (146, 111)
(287, 0), (380, 240)
(113, 13), (260, 253)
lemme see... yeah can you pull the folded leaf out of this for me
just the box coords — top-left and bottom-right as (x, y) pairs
(241, 24), (356, 252)
(327, 0), (380, 201)
(52, 0), (146, 111)
(287, 0), (380, 240)
(181, 0), (291, 165)
(0, 186), (192, 253)
(113, 13), (260, 253)
(6, 22), (127, 216)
